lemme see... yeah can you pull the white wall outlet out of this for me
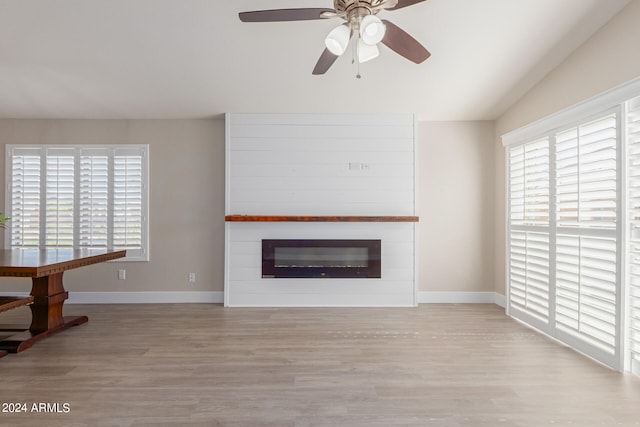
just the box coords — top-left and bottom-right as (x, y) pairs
(118, 269), (126, 280)
(188, 272), (196, 283)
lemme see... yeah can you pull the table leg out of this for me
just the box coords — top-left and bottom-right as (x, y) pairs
(0, 272), (88, 353)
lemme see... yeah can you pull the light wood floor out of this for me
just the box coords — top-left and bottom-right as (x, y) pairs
(1, 304), (639, 427)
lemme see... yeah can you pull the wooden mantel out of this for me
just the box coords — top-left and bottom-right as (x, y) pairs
(225, 215), (419, 222)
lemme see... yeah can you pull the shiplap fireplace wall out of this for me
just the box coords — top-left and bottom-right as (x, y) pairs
(224, 114), (418, 307)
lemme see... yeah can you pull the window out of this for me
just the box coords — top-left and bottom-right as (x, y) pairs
(5, 145), (148, 261)
(504, 83), (631, 370)
(507, 110), (621, 369)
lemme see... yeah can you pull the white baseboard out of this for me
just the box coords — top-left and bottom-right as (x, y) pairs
(418, 291), (504, 305)
(1, 291), (505, 306)
(65, 291), (224, 304)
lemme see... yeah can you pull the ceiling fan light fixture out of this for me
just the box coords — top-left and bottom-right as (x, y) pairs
(357, 39), (379, 63)
(239, 1), (431, 75)
(360, 15), (386, 45)
(325, 24), (351, 56)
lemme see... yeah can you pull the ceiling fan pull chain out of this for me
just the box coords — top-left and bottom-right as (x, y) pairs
(351, 36), (356, 65)
(354, 34), (361, 79)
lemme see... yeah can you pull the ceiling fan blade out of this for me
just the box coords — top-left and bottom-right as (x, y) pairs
(385, 0), (427, 11)
(312, 49), (339, 75)
(381, 19), (431, 64)
(239, 8), (335, 22)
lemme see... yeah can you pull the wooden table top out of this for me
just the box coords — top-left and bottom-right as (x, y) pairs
(0, 249), (127, 278)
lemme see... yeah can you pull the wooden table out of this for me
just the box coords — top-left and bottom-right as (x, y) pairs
(0, 249), (126, 354)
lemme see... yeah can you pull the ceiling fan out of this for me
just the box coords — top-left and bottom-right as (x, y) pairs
(239, 0), (431, 75)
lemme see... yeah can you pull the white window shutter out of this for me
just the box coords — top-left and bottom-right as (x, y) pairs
(6, 144), (148, 261)
(509, 138), (550, 227)
(79, 150), (110, 248)
(45, 149), (75, 247)
(509, 145), (525, 224)
(556, 234), (617, 355)
(509, 230), (550, 322)
(523, 140), (550, 226)
(508, 138), (550, 326)
(556, 115), (617, 228)
(554, 113), (619, 365)
(9, 147), (41, 248)
(113, 149), (145, 258)
(507, 110), (621, 370)
(627, 95), (640, 375)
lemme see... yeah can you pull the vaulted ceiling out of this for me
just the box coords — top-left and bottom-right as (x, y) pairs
(0, 0), (631, 120)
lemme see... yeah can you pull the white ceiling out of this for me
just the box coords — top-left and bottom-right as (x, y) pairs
(0, 0), (631, 120)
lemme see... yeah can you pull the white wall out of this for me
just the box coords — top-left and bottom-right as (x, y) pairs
(226, 113), (416, 216)
(225, 114), (418, 307)
(494, 0), (640, 297)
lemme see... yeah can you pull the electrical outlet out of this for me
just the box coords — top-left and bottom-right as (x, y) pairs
(188, 272), (196, 283)
(118, 269), (126, 280)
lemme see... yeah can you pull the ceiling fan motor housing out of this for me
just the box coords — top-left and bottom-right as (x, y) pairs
(334, 0), (382, 27)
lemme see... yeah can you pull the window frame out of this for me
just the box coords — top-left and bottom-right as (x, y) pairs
(4, 144), (149, 262)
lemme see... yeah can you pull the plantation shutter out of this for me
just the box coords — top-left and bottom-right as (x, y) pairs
(555, 234), (617, 357)
(79, 149), (110, 248)
(554, 113), (619, 366)
(504, 80), (640, 374)
(6, 145), (148, 261)
(507, 110), (621, 370)
(9, 147), (41, 248)
(45, 148), (76, 247)
(113, 149), (145, 257)
(509, 230), (550, 322)
(508, 138), (550, 329)
(628, 96), (640, 375)
(555, 115), (617, 229)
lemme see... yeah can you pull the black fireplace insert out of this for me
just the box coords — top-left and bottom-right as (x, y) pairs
(262, 239), (381, 278)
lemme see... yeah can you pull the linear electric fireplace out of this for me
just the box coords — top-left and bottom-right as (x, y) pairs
(262, 239), (381, 278)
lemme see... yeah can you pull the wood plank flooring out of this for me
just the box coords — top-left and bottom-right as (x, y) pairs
(0, 304), (639, 426)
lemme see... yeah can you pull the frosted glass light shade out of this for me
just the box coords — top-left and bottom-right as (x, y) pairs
(325, 24), (351, 56)
(358, 39), (379, 63)
(360, 15), (385, 45)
